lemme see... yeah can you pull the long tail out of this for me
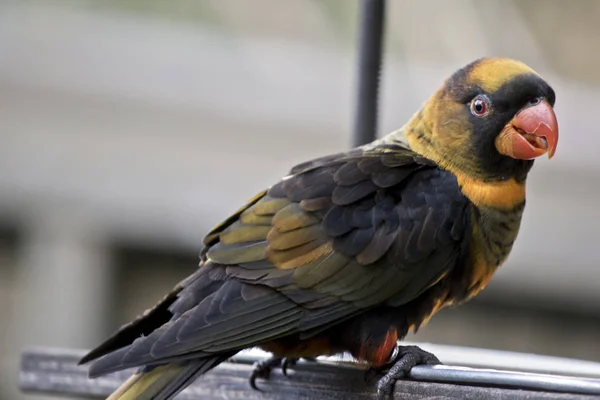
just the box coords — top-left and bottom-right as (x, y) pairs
(106, 356), (230, 400)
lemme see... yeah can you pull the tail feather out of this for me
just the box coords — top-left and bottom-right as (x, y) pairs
(106, 355), (232, 400)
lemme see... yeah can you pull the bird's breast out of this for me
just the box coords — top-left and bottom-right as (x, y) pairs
(465, 203), (525, 297)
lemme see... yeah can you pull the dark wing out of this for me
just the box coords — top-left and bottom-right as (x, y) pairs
(83, 144), (469, 376)
(78, 191), (268, 366)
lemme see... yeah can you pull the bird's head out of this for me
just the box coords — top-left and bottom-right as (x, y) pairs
(403, 57), (558, 184)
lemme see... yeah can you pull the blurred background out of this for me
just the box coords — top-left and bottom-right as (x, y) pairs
(1, 0), (600, 398)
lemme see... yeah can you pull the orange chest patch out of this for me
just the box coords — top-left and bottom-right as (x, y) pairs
(455, 174), (525, 210)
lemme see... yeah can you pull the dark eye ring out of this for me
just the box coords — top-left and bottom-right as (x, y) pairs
(528, 97), (542, 106)
(470, 95), (490, 117)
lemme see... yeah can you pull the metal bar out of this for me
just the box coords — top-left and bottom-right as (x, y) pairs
(352, 0), (386, 147)
(234, 346), (600, 396)
(19, 346), (600, 399)
(403, 342), (600, 380)
(232, 344), (600, 380)
(410, 365), (600, 396)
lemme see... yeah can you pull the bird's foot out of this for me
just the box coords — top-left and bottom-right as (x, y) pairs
(370, 345), (441, 400)
(249, 356), (299, 390)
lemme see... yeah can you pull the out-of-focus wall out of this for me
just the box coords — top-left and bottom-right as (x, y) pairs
(1, 1), (600, 399)
(0, 227), (18, 400)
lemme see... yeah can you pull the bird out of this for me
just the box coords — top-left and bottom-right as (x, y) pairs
(79, 57), (559, 400)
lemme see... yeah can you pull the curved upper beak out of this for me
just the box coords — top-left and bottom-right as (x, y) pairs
(495, 100), (559, 160)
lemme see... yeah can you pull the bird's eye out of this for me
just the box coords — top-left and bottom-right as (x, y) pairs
(470, 95), (490, 117)
(528, 97), (542, 106)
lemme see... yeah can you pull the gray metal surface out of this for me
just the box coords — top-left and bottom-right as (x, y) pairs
(410, 366), (600, 396)
(400, 342), (600, 379)
(19, 346), (600, 399)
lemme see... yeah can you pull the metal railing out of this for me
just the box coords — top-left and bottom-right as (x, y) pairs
(19, 345), (600, 399)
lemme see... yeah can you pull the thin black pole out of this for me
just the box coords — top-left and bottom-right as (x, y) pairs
(352, 0), (386, 148)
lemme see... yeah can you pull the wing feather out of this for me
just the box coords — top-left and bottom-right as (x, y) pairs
(84, 144), (469, 376)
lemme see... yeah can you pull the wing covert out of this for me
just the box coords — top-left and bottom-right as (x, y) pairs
(206, 144), (469, 310)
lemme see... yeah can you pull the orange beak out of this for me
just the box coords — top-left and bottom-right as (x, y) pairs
(495, 100), (558, 160)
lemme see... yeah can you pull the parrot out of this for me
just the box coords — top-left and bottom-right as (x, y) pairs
(79, 57), (559, 400)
